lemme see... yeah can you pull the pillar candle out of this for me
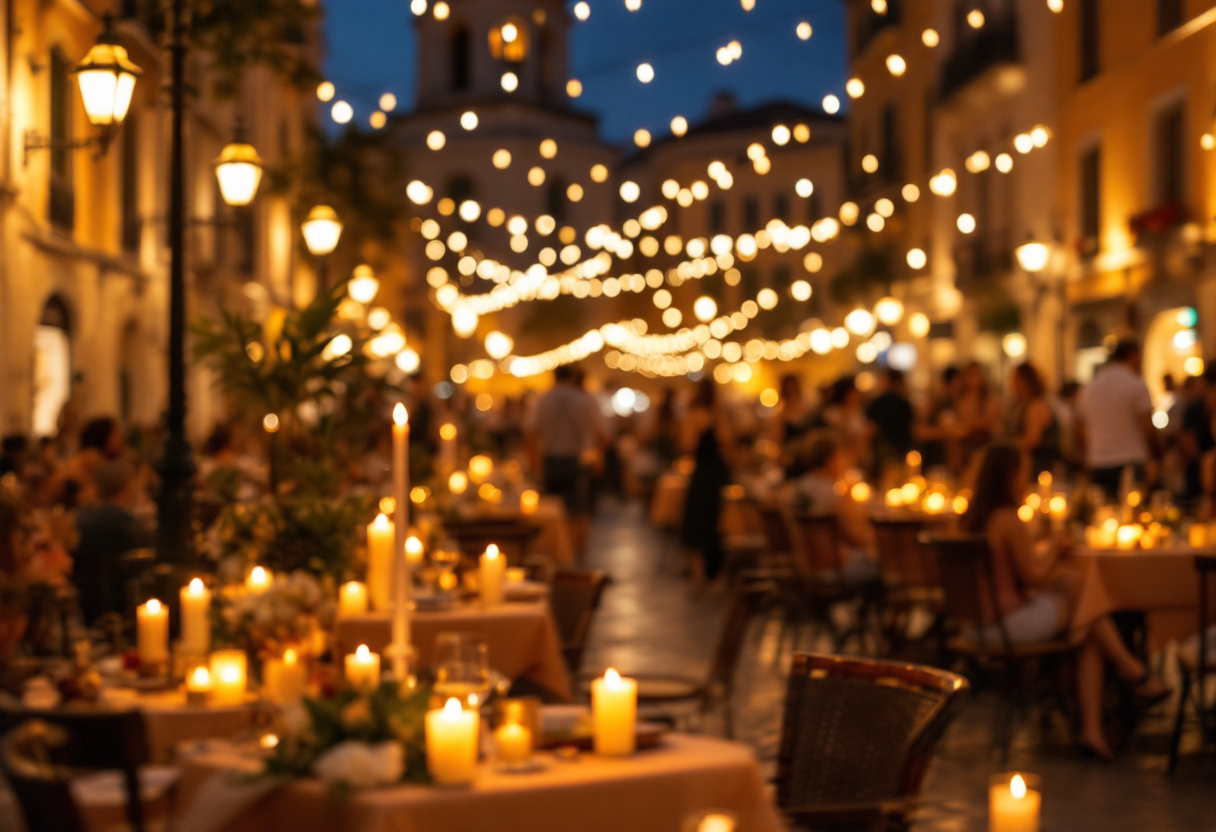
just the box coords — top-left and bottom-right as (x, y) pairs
(1038, 471), (1053, 503)
(345, 644), (381, 690)
(209, 650), (248, 706)
(391, 403), (412, 682)
(367, 513), (395, 612)
(405, 535), (425, 569)
(480, 544), (505, 606)
(246, 566), (272, 594)
(263, 648), (307, 706)
(179, 579), (211, 656)
(592, 668), (637, 756)
(520, 489), (539, 515)
(136, 599), (169, 667)
(906, 450), (922, 478)
(339, 581), (369, 616)
(185, 665), (212, 705)
(494, 721), (532, 764)
(989, 774), (1040, 832)
(426, 697), (480, 785)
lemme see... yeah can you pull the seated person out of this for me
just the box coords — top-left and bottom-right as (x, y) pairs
(789, 431), (879, 585)
(961, 443), (1170, 759)
(73, 461), (151, 624)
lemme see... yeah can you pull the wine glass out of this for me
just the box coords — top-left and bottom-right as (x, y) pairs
(432, 633), (491, 708)
(430, 544), (463, 594)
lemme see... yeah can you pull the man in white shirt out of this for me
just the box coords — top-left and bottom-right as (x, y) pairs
(1076, 338), (1161, 497)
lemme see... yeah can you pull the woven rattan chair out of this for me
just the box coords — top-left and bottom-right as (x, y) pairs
(794, 514), (884, 654)
(775, 653), (968, 831)
(550, 569), (611, 675)
(1168, 554), (1216, 773)
(921, 532), (1080, 760)
(0, 706), (176, 832)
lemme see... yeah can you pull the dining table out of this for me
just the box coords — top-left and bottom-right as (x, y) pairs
(166, 733), (784, 832)
(87, 686), (259, 765)
(333, 599), (572, 701)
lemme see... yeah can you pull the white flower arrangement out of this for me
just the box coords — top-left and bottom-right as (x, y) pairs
(311, 741), (405, 789)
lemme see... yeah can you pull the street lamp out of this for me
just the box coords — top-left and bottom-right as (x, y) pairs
(348, 264), (380, 304)
(1016, 238), (1051, 273)
(302, 205), (343, 291)
(214, 125), (264, 207)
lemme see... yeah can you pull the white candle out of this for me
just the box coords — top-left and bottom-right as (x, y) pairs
(426, 697), (480, 785)
(989, 774), (1040, 832)
(495, 721), (532, 764)
(480, 544), (505, 606)
(263, 648), (307, 706)
(339, 581), (369, 616)
(246, 566), (272, 594)
(345, 644), (381, 690)
(592, 667), (637, 756)
(392, 403), (412, 682)
(1038, 471), (1052, 502)
(179, 578), (211, 656)
(185, 665), (212, 704)
(209, 650), (248, 706)
(367, 513), (395, 612)
(405, 535), (425, 569)
(520, 489), (539, 515)
(136, 599), (169, 667)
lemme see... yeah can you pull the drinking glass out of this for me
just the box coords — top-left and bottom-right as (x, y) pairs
(432, 632), (490, 707)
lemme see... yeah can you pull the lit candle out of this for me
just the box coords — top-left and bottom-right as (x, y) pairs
(209, 650), (248, 706)
(520, 489), (539, 515)
(1038, 471), (1052, 502)
(185, 665), (212, 705)
(263, 648), (307, 706)
(440, 422), (458, 473)
(1190, 523), (1208, 548)
(697, 814), (737, 832)
(367, 512), (395, 612)
(339, 581), (369, 616)
(906, 450), (922, 478)
(923, 492), (946, 515)
(469, 454), (493, 484)
(1116, 524), (1142, 550)
(426, 697), (480, 785)
(406, 535), (425, 569)
(592, 667), (637, 756)
(495, 721), (532, 764)
(136, 598), (169, 668)
(179, 578), (211, 656)
(1048, 495), (1068, 528)
(885, 488), (904, 509)
(246, 566), (272, 594)
(989, 773), (1040, 832)
(480, 544), (505, 606)
(345, 644), (381, 690)
(392, 403), (413, 682)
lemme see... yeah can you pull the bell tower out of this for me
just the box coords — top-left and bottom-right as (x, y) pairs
(415, 0), (572, 111)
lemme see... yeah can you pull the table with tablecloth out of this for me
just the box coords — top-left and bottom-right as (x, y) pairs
(333, 600), (572, 700)
(1070, 547), (1209, 649)
(168, 734), (783, 832)
(94, 687), (258, 765)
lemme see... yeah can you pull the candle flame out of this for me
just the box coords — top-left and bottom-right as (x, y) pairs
(220, 665), (240, 684)
(468, 693), (479, 707)
(250, 566), (268, 584)
(373, 512), (391, 529)
(356, 644), (371, 660)
(1038, 471), (1052, 488)
(906, 450), (921, 468)
(1010, 774), (1027, 799)
(260, 733), (279, 749)
(191, 666), (211, 686)
(406, 535), (423, 556)
(394, 402), (409, 426)
(440, 422), (457, 440)
(145, 598), (162, 614)
(605, 667), (622, 687)
(486, 543), (500, 560)
(284, 648), (297, 665)
(443, 697), (464, 715)
(188, 578), (205, 595)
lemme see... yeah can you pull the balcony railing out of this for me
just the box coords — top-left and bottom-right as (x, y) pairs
(939, 11), (1019, 101)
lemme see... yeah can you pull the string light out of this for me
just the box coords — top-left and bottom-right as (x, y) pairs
(636, 62), (655, 83)
(822, 95), (840, 114)
(797, 21), (812, 40)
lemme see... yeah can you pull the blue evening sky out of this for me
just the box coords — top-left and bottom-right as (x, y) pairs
(323, 0), (848, 144)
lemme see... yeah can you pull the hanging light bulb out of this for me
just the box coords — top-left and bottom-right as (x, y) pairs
(874, 297), (905, 326)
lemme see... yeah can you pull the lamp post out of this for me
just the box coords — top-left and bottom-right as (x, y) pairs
(302, 205), (343, 291)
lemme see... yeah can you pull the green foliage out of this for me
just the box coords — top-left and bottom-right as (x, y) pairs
(264, 682), (433, 784)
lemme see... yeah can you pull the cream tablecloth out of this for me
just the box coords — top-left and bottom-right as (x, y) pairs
(334, 601), (571, 700)
(96, 687), (257, 764)
(171, 734), (783, 832)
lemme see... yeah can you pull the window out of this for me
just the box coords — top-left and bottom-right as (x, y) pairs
(488, 18), (529, 63)
(547, 176), (567, 222)
(1154, 103), (1185, 205)
(709, 200), (725, 234)
(1079, 0), (1100, 82)
(450, 27), (471, 91)
(743, 197), (759, 231)
(773, 194), (788, 222)
(121, 115), (140, 253)
(49, 48), (74, 230)
(1158, 0), (1183, 35)
(1079, 146), (1101, 256)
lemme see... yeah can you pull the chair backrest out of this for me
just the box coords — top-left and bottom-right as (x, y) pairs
(872, 518), (940, 589)
(549, 569), (611, 674)
(921, 533), (1009, 652)
(0, 721), (88, 832)
(775, 653), (968, 816)
(707, 584), (768, 689)
(0, 706), (150, 832)
(794, 514), (845, 577)
(756, 503), (796, 556)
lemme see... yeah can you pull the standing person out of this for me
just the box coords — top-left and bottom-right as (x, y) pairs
(865, 369), (915, 479)
(1178, 368), (1214, 504)
(1007, 363), (1061, 478)
(526, 365), (602, 557)
(917, 366), (961, 472)
(769, 373), (813, 462)
(680, 378), (734, 592)
(1076, 338), (1160, 498)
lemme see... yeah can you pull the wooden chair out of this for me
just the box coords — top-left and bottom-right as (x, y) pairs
(794, 514), (884, 654)
(1168, 554), (1216, 773)
(921, 533), (1080, 761)
(775, 653), (968, 831)
(0, 706), (175, 832)
(872, 518), (944, 653)
(549, 569), (611, 675)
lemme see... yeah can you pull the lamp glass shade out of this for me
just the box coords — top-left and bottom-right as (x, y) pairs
(348, 265), (380, 304)
(1016, 241), (1050, 273)
(302, 205), (343, 256)
(215, 142), (264, 206)
(74, 42), (141, 126)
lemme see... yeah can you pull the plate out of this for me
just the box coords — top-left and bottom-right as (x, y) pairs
(536, 721), (668, 752)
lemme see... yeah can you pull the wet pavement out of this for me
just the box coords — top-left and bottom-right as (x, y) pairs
(580, 499), (1216, 831)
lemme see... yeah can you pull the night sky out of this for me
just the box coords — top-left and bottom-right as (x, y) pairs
(323, 0), (848, 144)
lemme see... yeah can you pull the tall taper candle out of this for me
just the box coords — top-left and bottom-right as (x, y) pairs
(391, 403), (412, 681)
